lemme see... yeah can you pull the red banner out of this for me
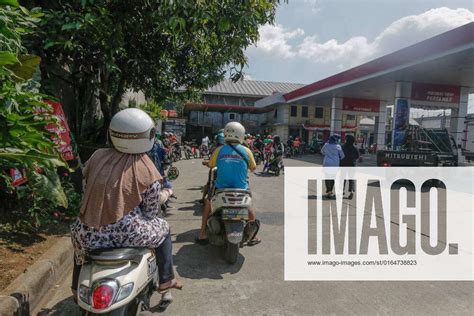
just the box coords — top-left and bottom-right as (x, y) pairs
(411, 82), (460, 104)
(10, 168), (27, 187)
(35, 100), (75, 161)
(342, 98), (380, 113)
(161, 109), (178, 118)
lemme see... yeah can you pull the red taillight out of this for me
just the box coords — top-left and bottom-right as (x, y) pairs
(92, 285), (114, 309)
(382, 161), (391, 167)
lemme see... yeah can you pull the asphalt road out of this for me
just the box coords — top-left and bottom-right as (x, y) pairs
(36, 155), (473, 315)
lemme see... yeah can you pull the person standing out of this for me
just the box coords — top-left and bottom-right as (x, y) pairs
(201, 135), (210, 148)
(321, 135), (344, 197)
(340, 135), (360, 199)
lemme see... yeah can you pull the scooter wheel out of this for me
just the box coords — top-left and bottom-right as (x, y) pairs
(223, 241), (239, 264)
(167, 167), (179, 180)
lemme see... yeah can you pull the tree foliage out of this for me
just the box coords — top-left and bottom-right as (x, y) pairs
(1, 0), (70, 228)
(23, 0), (281, 143)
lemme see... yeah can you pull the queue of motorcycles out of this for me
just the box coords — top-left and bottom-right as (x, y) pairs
(74, 139), (288, 314)
(285, 142), (322, 158)
(164, 141), (208, 161)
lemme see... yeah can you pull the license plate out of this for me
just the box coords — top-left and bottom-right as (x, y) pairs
(147, 256), (157, 276)
(222, 208), (248, 220)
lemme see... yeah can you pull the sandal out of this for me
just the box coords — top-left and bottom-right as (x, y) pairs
(156, 292), (173, 312)
(158, 279), (183, 294)
(195, 237), (209, 245)
(247, 238), (262, 246)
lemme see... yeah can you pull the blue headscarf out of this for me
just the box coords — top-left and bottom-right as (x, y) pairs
(328, 134), (340, 144)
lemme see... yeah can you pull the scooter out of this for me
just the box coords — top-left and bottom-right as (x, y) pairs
(264, 153), (283, 176)
(206, 168), (259, 264)
(183, 142), (196, 159)
(252, 148), (264, 165)
(76, 248), (158, 315)
(200, 144), (210, 159)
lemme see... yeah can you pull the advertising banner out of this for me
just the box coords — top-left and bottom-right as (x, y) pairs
(36, 100), (75, 161)
(10, 168), (27, 187)
(411, 82), (460, 108)
(342, 98), (380, 113)
(392, 98), (409, 149)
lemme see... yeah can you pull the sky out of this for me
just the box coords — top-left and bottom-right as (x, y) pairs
(244, 0), (474, 113)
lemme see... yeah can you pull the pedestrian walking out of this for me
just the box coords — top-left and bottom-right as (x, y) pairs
(321, 134), (344, 197)
(340, 135), (360, 199)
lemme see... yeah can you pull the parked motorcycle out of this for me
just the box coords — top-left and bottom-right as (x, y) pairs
(164, 144), (181, 162)
(309, 142), (322, 154)
(200, 144), (210, 159)
(252, 148), (263, 165)
(76, 248), (158, 315)
(183, 141), (199, 159)
(207, 168), (259, 264)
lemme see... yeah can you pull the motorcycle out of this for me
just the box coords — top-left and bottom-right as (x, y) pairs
(164, 144), (180, 162)
(207, 168), (259, 264)
(76, 248), (158, 315)
(252, 148), (263, 165)
(183, 142), (199, 159)
(264, 153), (283, 176)
(171, 143), (182, 161)
(309, 141), (322, 154)
(200, 144), (210, 159)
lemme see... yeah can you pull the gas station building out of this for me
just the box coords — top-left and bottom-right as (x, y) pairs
(255, 22), (474, 160)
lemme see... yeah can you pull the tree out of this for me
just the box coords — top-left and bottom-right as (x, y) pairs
(23, 0), (282, 143)
(1, 0), (69, 227)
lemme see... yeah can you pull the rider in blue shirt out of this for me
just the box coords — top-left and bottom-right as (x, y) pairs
(196, 122), (260, 246)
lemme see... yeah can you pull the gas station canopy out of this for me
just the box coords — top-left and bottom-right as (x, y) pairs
(278, 22), (474, 108)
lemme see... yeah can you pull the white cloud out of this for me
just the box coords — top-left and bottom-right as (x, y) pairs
(254, 23), (304, 58)
(372, 7), (474, 57)
(253, 7), (474, 67)
(298, 35), (373, 64)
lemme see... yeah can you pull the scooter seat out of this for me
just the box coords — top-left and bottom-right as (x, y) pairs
(88, 248), (148, 263)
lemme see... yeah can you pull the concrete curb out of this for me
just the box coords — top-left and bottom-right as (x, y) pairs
(0, 236), (73, 316)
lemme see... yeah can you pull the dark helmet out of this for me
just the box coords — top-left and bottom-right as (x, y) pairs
(273, 135), (281, 143)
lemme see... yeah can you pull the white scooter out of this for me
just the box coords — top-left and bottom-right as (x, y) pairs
(76, 248), (157, 315)
(207, 168), (260, 264)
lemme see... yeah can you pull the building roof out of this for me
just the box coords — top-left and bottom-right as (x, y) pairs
(204, 79), (305, 97)
(184, 103), (272, 114)
(281, 22), (474, 104)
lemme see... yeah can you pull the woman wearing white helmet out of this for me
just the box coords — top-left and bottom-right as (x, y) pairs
(70, 108), (182, 304)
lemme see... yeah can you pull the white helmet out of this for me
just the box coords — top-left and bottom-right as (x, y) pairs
(109, 108), (155, 154)
(224, 121), (245, 144)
